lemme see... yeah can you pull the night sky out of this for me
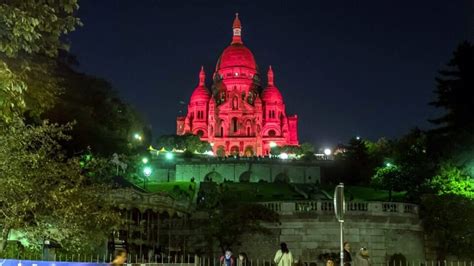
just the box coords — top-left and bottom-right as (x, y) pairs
(68, 0), (472, 148)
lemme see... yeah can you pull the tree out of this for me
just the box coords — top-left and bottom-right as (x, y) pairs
(156, 134), (211, 154)
(339, 138), (373, 185)
(196, 183), (279, 255)
(0, 0), (81, 122)
(0, 118), (120, 253)
(42, 57), (149, 155)
(390, 129), (435, 201)
(429, 42), (474, 177)
(430, 164), (474, 199)
(372, 165), (405, 201)
(421, 194), (474, 260)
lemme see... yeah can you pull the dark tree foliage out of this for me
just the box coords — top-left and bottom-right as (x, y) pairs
(429, 41), (474, 177)
(339, 138), (373, 185)
(42, 55), (150, 155)
(156, 134), (211, 153)
(393, 129), (435, 200)
(421, 194), (474, 260)
(196, 183), (279, 255)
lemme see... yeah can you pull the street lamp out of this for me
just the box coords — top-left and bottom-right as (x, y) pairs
(133, 133), (143, 141)
(324, 148), (332, 156)
(142, 157), (149, 164)
(279, 153), (289, 160)
(165, 152), (174, 182)
(269, 141), (277, 148)
(143, 166), (152, 189)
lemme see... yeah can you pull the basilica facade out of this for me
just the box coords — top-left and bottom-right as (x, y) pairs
(177, 14), (299, 156)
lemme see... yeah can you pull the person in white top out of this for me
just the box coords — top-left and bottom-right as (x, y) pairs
(274, 242), (293, 266)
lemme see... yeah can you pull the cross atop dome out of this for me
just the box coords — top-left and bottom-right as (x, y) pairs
(232, 13), (243, 45)
(199, 66), (205, 86)
(268, 65), (274, 86)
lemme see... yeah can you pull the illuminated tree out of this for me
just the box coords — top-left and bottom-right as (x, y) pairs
(0, 118), (120, 254)
(430, 164), (474, 199)
(0, 0), (81, 122)
(156, 134), (211, 153)
(372, 165), (406, 201)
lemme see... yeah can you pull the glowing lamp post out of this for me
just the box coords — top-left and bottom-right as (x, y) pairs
(142, 157), (149, 164)
(269, 142), (277, 158)
(133, 133), (143, 141)
(324, 148), (332, 159)
(324, 148), (332, 156)
(165, 152), (174, 182)
(143, 166), (152, 189)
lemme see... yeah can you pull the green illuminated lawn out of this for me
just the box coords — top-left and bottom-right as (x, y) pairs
(321, 185), (407, 202)
(145, 181), (195, 193)
(221, 182), (304, 202)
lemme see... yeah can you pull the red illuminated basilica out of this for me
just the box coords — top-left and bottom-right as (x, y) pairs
(177, 14), (299, 156)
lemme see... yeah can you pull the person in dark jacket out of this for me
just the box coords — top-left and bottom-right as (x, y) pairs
(343, 241), (352, 266)
(220, 250), (235, 266)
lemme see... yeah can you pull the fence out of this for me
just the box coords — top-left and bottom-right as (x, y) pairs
(1, 255), (473, 266)
(262, 201), (419, 216)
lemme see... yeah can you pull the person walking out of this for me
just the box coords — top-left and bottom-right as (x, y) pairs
(274, 242), (293, 266)
(220, 249), (235, 266)
(343, 242), (352, 266)
(237, 252), (248, 266)
(111, 249), (127, 266)
(354, 248), (371, 266)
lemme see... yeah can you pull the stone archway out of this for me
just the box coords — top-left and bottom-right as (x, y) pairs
(230, 145), (240, 156)
(244, 145), (254, 157)
(204, 171), (223, 183)
(274, 172), (289, 183)
(239, 171), (252, 182)
(216, 145), (225, 157)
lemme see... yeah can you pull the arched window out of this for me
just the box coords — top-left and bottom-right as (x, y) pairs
(220, 127), (224, 137)
(232, 117), (238, 133)
(247, 127), (251, 136)
(196, 130), (204, 137)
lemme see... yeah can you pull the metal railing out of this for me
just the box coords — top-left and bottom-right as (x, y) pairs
(0, 256), (473, 266)
(261, 200), (419, 216)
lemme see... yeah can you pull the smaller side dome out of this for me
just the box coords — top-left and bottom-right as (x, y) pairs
(262, 66), (283, 103)
(190, 66), (210, 103)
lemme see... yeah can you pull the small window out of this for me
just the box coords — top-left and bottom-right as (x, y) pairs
(232, 117), (238, 133)
(247, 127), (251, 136)
(268, 130), (276, 137)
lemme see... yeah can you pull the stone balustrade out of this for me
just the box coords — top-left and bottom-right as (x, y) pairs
(261, 200), (419, 217)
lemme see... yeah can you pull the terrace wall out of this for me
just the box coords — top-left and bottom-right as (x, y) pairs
(238, 201), (426, 264)
(173, 161), (321, 184)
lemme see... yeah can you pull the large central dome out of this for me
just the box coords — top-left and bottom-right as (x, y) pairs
(216, 44), (257, 70)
